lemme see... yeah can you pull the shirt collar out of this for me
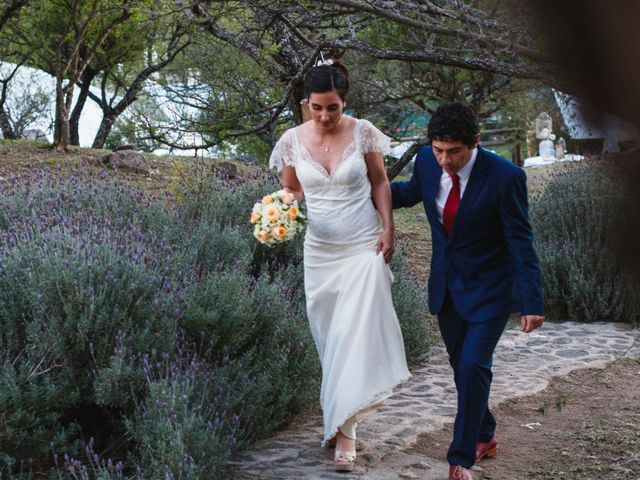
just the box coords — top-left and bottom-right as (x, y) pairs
(457, 147), (478, 182)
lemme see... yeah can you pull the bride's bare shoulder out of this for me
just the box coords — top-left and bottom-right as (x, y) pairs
(343, 115), (357, 129)
(295, 121), (311, 135)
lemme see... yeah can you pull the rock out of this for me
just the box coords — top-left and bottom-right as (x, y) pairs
(399, 470), (419, 479)
(237, 153), (258, 164)
(214, 161), (238, 179)
(21, 128), (48, 142)
(113, 144), (138, 152)
(100, 150), (151, 175)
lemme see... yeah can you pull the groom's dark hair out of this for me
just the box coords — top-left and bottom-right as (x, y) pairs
(428, 102), (480, 148)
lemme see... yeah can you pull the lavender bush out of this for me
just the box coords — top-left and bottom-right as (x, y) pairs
(531, 160), (640, 323)
(0, 165), (432, 478)
(389, 247), (436, 367)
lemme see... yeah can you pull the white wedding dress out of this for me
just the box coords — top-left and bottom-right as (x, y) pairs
(269, 117), (410, 444)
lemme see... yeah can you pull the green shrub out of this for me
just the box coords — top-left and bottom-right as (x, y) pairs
(390, 249), (435, 367)
(0, 165), (434, 478)
(531, 160), (640, 323)
(125, 345), (250, 479)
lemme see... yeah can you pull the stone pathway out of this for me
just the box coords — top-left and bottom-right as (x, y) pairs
(229, 322), (640, 479)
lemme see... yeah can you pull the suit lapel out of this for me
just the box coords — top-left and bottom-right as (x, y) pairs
(448, 148), (489, 241)
(425, 155), (443, 230)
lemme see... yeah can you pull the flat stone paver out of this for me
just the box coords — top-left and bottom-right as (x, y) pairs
(229, 322), (640, 479)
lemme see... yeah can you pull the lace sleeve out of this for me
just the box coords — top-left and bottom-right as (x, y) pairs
(268, 129), (297, 171)
(359, 119), (391, 156)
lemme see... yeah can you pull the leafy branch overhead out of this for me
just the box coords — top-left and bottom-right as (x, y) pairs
(168, 0), (556, 168)
(182, 0), (555, 85)
(1, 0), (563, 159)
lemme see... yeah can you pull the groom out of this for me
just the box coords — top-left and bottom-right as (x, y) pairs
(390, 102), (544, 480)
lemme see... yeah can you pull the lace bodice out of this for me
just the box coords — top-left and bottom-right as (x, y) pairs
(269, 117), (391, 244)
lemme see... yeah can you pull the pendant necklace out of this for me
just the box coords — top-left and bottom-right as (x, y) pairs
(321, 135), (331, 153)
(319, 117), (340, 153)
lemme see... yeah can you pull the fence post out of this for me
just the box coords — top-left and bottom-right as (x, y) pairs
(512, 132), (522, 167)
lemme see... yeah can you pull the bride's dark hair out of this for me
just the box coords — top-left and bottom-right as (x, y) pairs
(303, 60), (349, 101)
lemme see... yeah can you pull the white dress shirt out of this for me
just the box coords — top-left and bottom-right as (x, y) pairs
(435, 148), (478, 225)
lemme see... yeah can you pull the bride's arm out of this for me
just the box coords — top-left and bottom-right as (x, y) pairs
(365, 152), (394, 263)
(282, 165), (304, 201)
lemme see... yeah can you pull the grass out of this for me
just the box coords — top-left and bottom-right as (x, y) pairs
(521, 410), (640, 479)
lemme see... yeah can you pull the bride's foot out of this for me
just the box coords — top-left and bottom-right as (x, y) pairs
(334, 431), (356, 471)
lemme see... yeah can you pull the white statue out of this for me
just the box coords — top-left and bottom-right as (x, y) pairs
(538, 127), (557, 158)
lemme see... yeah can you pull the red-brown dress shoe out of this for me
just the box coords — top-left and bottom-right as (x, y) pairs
(476, 437), (498, 462)
(449, 465), (474, 480)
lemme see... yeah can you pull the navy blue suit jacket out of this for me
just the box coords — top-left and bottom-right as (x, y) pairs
(391, 146), (544, 322)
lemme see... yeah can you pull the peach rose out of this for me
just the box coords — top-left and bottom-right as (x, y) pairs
(250, 212), (260, 224)
(257, 230), (270, 243)
(281, 192), (295, 204)
(288, 206), (299, 220)
(273, 226), (287, 239)
(262, 195), (274, 204)
(265, 205), (279, 221)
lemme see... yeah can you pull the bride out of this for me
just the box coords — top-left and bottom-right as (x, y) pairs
(269, 59), (410, 472)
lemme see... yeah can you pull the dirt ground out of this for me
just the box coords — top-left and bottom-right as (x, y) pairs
(410, 358), (640, 480)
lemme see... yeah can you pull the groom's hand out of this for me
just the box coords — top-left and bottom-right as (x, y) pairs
(521, 315), (544, 333)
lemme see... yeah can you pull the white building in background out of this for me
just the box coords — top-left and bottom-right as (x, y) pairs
(554, 90), (639, 154)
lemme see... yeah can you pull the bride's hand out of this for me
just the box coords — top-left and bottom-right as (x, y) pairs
(376, 228), (395, 263)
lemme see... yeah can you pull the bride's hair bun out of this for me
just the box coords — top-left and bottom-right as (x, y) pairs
(329, 60), (349, 82)
(303, 56), (350, 101)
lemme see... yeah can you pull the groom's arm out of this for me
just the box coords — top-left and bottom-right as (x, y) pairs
(500, 167), (545, 322)
(390, 151), (424, 209)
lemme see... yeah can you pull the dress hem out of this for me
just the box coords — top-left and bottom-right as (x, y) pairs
(320, 372), (412, 447)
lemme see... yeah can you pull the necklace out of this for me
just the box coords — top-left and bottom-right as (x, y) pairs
(315, 117), (341, 154)
(317, 135), (333, 153)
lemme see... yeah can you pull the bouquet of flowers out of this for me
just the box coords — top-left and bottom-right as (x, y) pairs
(250, 189), (306, 246)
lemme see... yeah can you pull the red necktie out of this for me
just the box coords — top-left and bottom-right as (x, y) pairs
(443, 174), (460, 236)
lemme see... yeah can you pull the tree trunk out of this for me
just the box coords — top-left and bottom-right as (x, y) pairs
(512, 134), (522, 167)
(92, 111), (116, 149)
(386, 141), (424, 181)
(70, 68), (97, 146)
(55, 105), (70, 151)
(54, 79), (72, 151)
(0, 108), (16, 139)
(0, 61), (19, 139)
(53, 77), (63, 149)
(290, 81), (305, 125)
